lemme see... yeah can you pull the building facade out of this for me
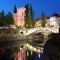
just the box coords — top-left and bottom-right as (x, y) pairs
(35, 19), (42, 28)
(14, 5), (26, 27)
(50, 17), (57, 27)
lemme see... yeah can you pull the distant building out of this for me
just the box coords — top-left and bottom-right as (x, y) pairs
(49, 13), (60, 27)
(35, 18), (42, 28)
(56, 17), (60, 26)
(50, 17), (57, 26)
(14, 5), (26, 27)
(35, 18), (49, 28)
(35, 13), (60, 28)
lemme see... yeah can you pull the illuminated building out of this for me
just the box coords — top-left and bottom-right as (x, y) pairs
(14, 5), (26, 27)
(50, 17), (56, 26)
(35, 18), (42, 28)
(50, 13), (60, 27)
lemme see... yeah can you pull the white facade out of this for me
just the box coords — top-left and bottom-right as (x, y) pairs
(46, 16), (60, 33)
(56, 17), (60, 26)
(50, 17), (57, 26)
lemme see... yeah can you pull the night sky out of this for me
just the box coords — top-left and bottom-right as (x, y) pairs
(0, 0), (60, 19)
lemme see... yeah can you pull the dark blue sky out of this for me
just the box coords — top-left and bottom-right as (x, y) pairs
(0, 0), (60, 19)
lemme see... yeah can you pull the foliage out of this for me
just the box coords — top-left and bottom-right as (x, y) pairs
(42, 21), (46, 27)
(30, 4), (35, 28)
(0, 10), (5, 26)
(25, 4), (29, 28)
(6, 11), (14, 25)
(25, 4), (35, 28)
(16, 26), (22, 29)
(0, 10), (14, 26)
(41, 11), (46, 27)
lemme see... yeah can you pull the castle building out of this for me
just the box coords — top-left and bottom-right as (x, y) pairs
(14, 5), (26, 27)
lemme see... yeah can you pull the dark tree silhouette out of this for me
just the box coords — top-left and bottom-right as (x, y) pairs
(29, 4), (35, 28)
(0, 10), (6, 26)
(6, 11), (14, 25)
(25, 4), (35, 28)
(41, 11), (46, 27)
(0, 10), (14, 26)
(42, 33), (60, 60)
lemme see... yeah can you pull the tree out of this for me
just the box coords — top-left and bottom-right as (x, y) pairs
(25, 4), (35, 28)
(0, 10), (6, 26)
(29, 4), (35, 28)
(0, 12), (2, 26)
(25, 4), (29, 28)
(41, 11), (46, 27)
(6, 12), (14, 25)
(0, 10), (14, 26)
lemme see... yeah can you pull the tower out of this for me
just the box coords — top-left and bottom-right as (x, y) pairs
(14, 4), (17, 13)
(17, 8), (26, 26)
(14, 5), (26, 27)
(14, 4), (17, 26)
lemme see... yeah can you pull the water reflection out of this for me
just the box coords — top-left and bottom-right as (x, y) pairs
(0, 29), (47, 60)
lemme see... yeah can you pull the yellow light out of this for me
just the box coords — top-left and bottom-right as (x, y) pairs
(30, 45), (33, 49)
(33, 48), (37, 52)
(37, 49), (40, 53)
(26, 43), (29, 47)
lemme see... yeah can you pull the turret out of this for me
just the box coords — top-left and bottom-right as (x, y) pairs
(14, 4), (17, 13)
